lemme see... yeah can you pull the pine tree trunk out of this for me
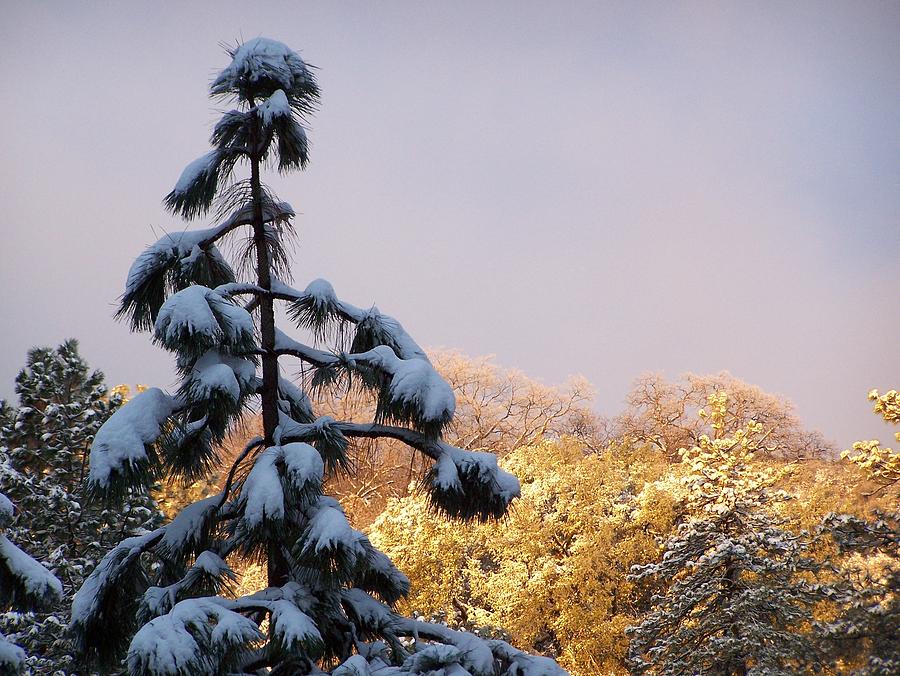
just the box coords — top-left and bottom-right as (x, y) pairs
(249, 119), (289, 588)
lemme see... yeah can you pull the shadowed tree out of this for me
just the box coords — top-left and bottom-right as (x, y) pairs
(72, 38), (565, 676)
(0, 341), (162, 673)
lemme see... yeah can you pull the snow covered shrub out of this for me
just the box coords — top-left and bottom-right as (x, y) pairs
(73, 38), (566, 675)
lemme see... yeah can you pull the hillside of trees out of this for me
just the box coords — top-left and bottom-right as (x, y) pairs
(1, 341), (895, 674)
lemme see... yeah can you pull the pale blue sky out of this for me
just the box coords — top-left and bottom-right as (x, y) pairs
(1, 1), (898, 449)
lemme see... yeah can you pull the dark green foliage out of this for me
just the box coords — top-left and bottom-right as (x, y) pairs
(818, 511), (899, 674)
(70, 535), (155, 669)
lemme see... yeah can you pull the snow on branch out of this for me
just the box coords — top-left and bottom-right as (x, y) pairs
(286, 278), (429, 362)
(275, 329), (455, 438)
(71, 530), (164, 666)
(268, 599), (323, 657)
(281, 442), (324, 501)
(88, 388), (177, 494)
(155, 495), (223, 564)
(165, 149), (242, 219)
(0, 633), (25, 674)
(235, 448), (284, 546)
(140, 551), (236, 622)
(348, 345), (456, 438)
(119, 200), (294, 332)
(126, 597), (262, 676)
(258, 89), (291, 126)
(426, 445), (521, 521)
(278, 375), (315, 423)
(0, 531), (62, 611)
(155, 286), (256, 357)
(183, 350), (257, 405)
(296, 496), (369, 581)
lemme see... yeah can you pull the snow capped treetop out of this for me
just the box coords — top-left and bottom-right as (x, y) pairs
(211, 37), (319, 107)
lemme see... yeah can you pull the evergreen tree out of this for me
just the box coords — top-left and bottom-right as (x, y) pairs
(0, 340), (163, 673)
(73, 38), (565, 675)
(818, 511), (899, 674)
(626, 393), (824, 675)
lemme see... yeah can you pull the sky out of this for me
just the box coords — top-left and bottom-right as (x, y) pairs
(1, 1), (897, 450)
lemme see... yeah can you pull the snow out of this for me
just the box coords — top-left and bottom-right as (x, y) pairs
(212, 37), (312, 95)
(206, 292), (255, 345)
(0, 535), (63, 602)
(488, 640), (570, 675)
(332, 655), (371, 675)
(402, 644), (463, 672)
(447, 445), (521, 502)
(341, 589), (396, 631)
(158, 495), (220, 556)
(281, 442), (324, 493)
(187, 350), (257, 404)
(71, 530), (161, 627)
(354, 345), (455, 424)
(239, 448), (284, 528)
(189, 352), (240, 402)
(88, 388), (176, 488)
(127, 597), (261, 675)
(155, 286), (255, 352)
(432, 452), (461, 491)
(155, 286), (222, 344)
(156, 287), (215, 344)
(258, 89), (291, 125)
(172, 150), (220, 195)
(269, 599), (322, 651)
(0, 633), (25, 672)
(296, 279), (432, 362)
(279, 376), (314, 419)
(191, 550), (231, 577)
(0, 492), (13, 524)
(302, 497), (367, 562)
(359, 309), (430, 362)
(444, 630), (495, 676)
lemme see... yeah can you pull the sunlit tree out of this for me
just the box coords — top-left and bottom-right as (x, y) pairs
(626, 393), (825, 674)
(371, 438), (674, 675)
(615, 372), (832, 460)
(842, 389), (900, 491)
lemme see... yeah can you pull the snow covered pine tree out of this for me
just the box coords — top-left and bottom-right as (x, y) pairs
(0, 340), (163, 673)
(72, 38), (565, 675)
(626, 394), (825, 674)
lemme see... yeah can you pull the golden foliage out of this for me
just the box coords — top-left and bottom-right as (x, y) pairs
(371, 439), (674, 675)
(841, 389), (900, 490)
